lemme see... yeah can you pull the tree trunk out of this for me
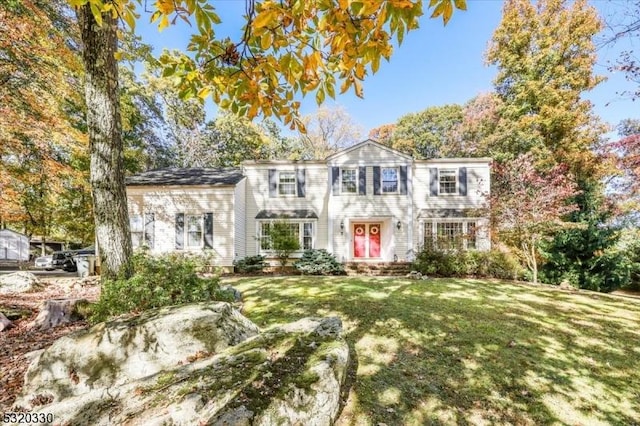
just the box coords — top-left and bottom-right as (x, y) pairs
(77, 6), (132, 279)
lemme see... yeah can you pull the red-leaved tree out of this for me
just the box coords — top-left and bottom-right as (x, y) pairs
(491, 154), (580, 284)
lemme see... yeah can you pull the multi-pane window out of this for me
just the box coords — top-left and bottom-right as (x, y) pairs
(303, 223), (314, 250)
(467, 222), (477, 250)
(382, 167), (399, 193)
(186, 215), (203, 248)
(278, 172), (297, 196)
(130, 215), (144, 248)
(341, 169), (357, 193)
(439, 169), (457, 194)
(259, 221), (314, 252)
(423, 221), (478, 250)
(130, 214), (154, 249)
(437, 222), (463, 250)
(260, 223), (272, 250)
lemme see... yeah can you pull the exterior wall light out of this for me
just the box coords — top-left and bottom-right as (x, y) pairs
(396, 220), (402, 230)
(340, 220), (345, 234)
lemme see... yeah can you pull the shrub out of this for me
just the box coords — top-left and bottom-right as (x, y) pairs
(412, 247), (524, 280)
(233, 255), (267, 273)
(267, 222), (301, 269)
(91, 252), (233, 323)
(293, 249), (346, 275)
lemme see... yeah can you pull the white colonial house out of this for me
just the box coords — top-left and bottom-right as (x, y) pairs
(126, 140), (491, 270)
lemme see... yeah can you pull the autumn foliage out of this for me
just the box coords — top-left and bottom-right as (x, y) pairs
(491, 154), (579, 283)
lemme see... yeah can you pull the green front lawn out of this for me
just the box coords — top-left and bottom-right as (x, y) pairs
(225, 276), (640, 425)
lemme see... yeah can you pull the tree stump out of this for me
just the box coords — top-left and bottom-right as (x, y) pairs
(0, 312), (12, 331)
(31, 299), (91, 331)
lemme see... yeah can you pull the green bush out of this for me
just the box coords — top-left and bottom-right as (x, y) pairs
(91, 252), (233, 323)
(293, 249), (346, 275)
(233, 255), (267, 273)
(412, 247), (524, 280)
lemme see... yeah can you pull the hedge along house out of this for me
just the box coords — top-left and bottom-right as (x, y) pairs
(125, 140), (491, 270)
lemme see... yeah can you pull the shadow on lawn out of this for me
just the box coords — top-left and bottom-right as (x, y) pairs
(232, 276), (640, 425)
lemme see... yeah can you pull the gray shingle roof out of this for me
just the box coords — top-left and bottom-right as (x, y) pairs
(255, 209), (318, 219)
(125, 168), (244, 186)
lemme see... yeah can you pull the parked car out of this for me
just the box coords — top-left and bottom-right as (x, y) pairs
(34, 255), (54, 270)
(51, 251), (77, 272)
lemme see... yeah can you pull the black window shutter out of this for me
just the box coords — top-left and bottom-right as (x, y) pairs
(429, 168), (439, 196)
(459, 167), (467, 196)
(268, 169), (277, 197)
(296, 169), (306, 197)
(145, 213), (155, 249)
(204, 212), (214, 249)
(175, 213), (184, 250)
(331, 167), (340, 195)
(373, 166), (381, 195)
(358, 166), (366, 195)
(399, 166), (408, 195)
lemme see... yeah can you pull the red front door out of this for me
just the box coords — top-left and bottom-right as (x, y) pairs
(353, 223), (381, 258)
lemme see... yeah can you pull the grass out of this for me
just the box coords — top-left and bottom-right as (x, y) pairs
(224, 276), (640, 426)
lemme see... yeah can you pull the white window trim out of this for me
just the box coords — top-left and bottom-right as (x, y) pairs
(381, 167), (400, 194)
(278, 171), (297, 197)
(340, 168), (358, 194)
(257, 220), (316, 255)
(422, 219), (478, 251)
(185, 214), (204, 249)
(438, 168), (459, 196)
(130, 213), (153, 249)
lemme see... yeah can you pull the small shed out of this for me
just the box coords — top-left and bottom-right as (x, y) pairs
(0, 229), (30, 261)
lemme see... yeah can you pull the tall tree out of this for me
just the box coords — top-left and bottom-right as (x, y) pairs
(390, 104), (463, 158)
(0, 0), (88, 248)
(486, 0), (605, 176)
(77, 4), (132, 279)
(295, 106), (364, 160)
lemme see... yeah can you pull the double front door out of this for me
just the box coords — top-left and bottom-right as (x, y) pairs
(353, 223), (381, 258)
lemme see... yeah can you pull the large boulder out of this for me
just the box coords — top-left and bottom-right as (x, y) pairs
(0, 272), (43, 294)
(13, 303), (349, 426)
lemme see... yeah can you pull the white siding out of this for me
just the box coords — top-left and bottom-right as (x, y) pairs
(234, 179), (247, 260)
(328, 141), (413, 261)
(127, 185), (237, 267)
(412, 159), (491, 253)
(242, 162), (329, 258)
(0, 230), (30, 261)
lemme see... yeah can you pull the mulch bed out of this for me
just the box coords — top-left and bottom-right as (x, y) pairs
(0, 278), (99, 411)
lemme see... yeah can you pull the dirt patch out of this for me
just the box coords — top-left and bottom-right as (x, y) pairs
(0, 277), (99, 411)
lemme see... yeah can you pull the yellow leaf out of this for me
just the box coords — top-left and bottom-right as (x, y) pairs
(90, 2), (103, 26)
(260, 32), (272, 50)
(158, 14), (169, 31)
(354, 79), (363, 98)
(197, 87), (211, 99)
(253, 10), (275, 30)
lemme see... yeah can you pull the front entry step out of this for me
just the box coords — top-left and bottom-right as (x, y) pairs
(344, 262), (413, 276)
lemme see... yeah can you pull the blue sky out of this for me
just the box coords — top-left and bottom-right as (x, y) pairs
(135, 1), (637, 139)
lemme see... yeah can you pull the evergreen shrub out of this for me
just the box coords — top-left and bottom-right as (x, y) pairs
(293, 249), (346, 275)
(233, 255), (267, 273)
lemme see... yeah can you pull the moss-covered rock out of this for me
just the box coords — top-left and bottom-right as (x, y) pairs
(13, 302), (260, 410)
(12, 306), (349, 426)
